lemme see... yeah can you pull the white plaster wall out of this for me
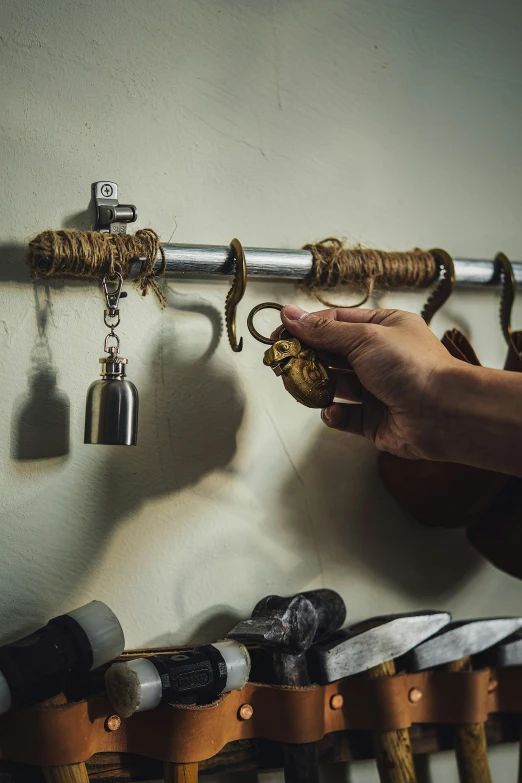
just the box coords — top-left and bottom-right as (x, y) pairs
(1, 0), (522, 779)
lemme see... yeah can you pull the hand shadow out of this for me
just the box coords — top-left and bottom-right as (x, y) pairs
(271, 424), (482, 601)
(11, 282), (70, 460)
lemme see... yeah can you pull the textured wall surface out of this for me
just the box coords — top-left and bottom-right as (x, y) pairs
(1, 1), (522, 779)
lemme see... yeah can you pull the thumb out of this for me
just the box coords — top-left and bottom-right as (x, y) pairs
(280, 304), (378, 356)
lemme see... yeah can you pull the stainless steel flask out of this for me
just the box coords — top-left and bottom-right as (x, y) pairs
(84, 355), (138, 446)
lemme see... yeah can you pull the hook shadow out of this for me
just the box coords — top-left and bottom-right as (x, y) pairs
(99, 320), (244, 516)
(164, 281), (223, 358)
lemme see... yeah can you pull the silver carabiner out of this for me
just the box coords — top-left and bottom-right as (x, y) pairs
(102, 272), (125, 314)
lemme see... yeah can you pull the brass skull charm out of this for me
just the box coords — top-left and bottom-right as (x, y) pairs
(247, 303), (335, 409)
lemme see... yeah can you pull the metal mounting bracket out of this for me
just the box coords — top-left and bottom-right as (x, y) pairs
(93, 182), (138, 234)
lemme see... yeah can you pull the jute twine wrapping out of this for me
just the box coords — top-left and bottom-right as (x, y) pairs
(27, 230), (439, 310)
(27, 229), (167, 306)
(302, 237), (438, 307)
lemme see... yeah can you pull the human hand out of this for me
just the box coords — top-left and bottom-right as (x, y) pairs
(279, 304), (458, 460)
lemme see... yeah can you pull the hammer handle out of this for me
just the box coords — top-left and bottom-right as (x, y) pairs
(446, 657), (491, 783)
(40, 694), (90, 783)
(367, 660), (417, 783)
(42, 764), (90, 783)
(282, 743), (320, 783)
(164, 762), (199, 783)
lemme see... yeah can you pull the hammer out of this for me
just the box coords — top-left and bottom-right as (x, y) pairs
(228, 589), (346, 783)
(105, 640), (251, 783)
(0, 601), (125, 783)
(407, 617), (522, 783)
(308, 611), (451, 783)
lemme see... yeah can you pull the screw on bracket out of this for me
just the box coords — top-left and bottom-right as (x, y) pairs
(93, 182), (138, 234)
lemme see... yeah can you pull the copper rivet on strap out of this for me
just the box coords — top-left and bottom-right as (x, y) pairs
(238, 704), (254, 720)
(488, 678), (499, 693)
(105, 714), (122, 732)
(408, 688), (423, 704)
(330, 694), (344, 710)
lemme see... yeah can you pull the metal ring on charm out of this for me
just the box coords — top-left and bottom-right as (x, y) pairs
(247, 302), (287, 345)
(104, 332), (120, 354)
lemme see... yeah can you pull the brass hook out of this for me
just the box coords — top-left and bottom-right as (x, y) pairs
(495, 252), (515, 345)
(225, 238), (247, 352)
(247, 303), (285, 345)
(421, 249), (456, 326)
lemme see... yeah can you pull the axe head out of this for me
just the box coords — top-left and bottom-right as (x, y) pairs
(408, 617), (522, 672)
(228, 589), (346, 654)
(309, 610), (450, 684)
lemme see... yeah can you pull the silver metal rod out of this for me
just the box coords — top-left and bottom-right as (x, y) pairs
(139, 243), (522, 287)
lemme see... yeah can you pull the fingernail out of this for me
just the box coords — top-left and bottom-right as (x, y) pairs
(283, 305), (309, 321)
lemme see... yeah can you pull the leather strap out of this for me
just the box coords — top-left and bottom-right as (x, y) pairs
(442, 329), (481, 365)
(464, 329), (522, 578)
(1, 668), (520, 766)
(504, 331), (522, 373)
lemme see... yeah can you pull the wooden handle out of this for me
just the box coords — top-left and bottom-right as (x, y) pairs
(40, 695), (90, 783)
(446, 657), (491, 783)
(366, 660), (417, 783)
(41, 762), (90, 783)
(452, 722), (491, 783)
(164, 762), (199, 783)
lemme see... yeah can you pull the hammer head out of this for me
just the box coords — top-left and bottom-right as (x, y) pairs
(408, 617), (522, 672)
(309, 611), (450, 683)
(228, 589), (346, 654)
(481, 630), (522, 668)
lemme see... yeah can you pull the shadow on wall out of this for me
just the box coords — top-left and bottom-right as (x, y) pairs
(0, 243), (29, 283)
(97, 284), (240, 520)
(1, 240), (480, 632)
(0, 278), (245, 634)
(148, 604), (244, 648)
(11, 282), (70, 460)
(274, 425), (482, 601)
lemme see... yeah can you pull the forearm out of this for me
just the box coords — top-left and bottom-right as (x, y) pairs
(426, 363), (522, 476)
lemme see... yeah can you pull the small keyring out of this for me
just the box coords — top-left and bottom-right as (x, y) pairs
(247, 302), (285, 345)
(104, 310), (121, 329)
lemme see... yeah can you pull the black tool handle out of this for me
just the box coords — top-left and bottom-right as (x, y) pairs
(276, 650), (321, 783)
(283, 743), (320, 783)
